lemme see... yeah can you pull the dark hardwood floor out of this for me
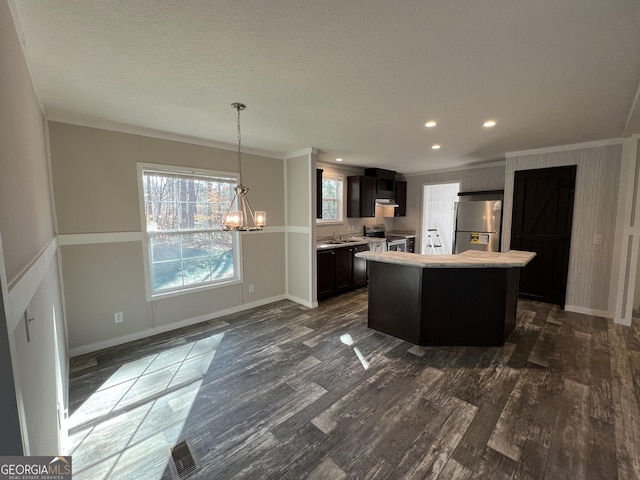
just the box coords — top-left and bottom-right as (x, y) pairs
(68, 289), (640, 479)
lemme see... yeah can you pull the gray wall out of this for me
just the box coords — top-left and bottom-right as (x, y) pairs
(503, 144), (622, 314)
(49, 122), (286, 353)
(1, 0), (67, 455)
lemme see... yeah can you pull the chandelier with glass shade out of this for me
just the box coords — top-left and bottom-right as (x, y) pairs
(223, 102), (266, 231)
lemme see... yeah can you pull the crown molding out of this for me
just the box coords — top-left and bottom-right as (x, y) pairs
(402, 160), (506, 177)
(506, 138), (623, 158)
(284, 147), (317, 159)
(316, 160), (364, 175)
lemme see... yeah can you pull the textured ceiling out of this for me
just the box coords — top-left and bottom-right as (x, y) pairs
(10, 0), (640, 173)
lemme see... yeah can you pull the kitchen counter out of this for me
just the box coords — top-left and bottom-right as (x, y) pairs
(385, 230), (416, 238)
(359, 249), (536, 346)
(355, 250), (535, 268)
(316, 236), (383, 250)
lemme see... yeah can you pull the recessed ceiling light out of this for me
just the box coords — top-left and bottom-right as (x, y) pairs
(431, 144), (441, 150)
(483, 120), (497, 128)
(336, 158), (343, 162)
(425, 121), (437, 128)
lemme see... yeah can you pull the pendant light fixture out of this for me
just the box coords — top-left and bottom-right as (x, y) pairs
(223, 102), (266, 231)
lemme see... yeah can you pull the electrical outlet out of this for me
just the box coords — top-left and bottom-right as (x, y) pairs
(248, 284), (255, 293)
(593, 234), (603, 245)
(115, 312), (124, 324)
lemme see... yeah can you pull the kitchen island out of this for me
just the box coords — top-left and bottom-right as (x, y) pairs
(355, 250), (536, 346)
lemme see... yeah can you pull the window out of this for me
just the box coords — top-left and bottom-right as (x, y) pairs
(320, 176), (343, 222)
(139, 165), (240, 297)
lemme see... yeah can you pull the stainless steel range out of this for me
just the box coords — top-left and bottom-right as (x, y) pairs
(364, 224), (407, 252)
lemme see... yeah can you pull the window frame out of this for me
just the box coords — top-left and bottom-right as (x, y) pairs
(317, 174), (344, 225)
(137, 163), (243, 301)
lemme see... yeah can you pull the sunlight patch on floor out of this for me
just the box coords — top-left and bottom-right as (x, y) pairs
(67, 333), (224, 480)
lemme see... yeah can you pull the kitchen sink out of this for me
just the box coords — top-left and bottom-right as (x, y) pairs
(317, 238), (367, 249)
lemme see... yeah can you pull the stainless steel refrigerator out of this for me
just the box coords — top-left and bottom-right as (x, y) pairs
(453, 200), (502, 253)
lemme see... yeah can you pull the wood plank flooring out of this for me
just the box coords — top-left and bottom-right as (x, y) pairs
(68, 290), (640, 479)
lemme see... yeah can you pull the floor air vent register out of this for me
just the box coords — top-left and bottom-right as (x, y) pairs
(170, 440), (198, 479)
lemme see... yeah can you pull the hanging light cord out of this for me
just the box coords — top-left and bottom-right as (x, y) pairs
(235, 103), (244, 186)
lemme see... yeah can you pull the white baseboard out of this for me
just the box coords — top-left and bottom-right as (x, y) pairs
(285, 294), (317, 309)
(564, 304), (610, 319)
(614, 316), (633, 327)
(69, 294), (286, 357)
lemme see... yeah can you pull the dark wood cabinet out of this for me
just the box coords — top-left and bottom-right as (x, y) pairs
(347, 176), (377, 218)
(316, 169), (323, 219)
(406, 237), (415, 253)
(335, 247), (353, 293)
(394, 180), (407, 217)
(317, 249), (335, 299)
(317, 244), (369, 299)
(367, 261), (521, 346)
(352, 244), (369, 287)
(364, 168), (396, 199)
(348, 174), (405, 218)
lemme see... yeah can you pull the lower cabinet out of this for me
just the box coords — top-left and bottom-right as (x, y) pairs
(352, 244), (369, 288)
(317, 249), (336, 299)
(335, 247), (353, 293)
(317, 244), (369, 299)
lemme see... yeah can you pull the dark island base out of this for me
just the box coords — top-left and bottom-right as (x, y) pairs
(367, 262), (520, 346)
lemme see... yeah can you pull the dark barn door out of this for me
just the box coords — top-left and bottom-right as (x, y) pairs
(511, 166), (576, 307)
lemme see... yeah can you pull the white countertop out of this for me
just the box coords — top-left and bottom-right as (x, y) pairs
(386, 230), (416, 238)
(355, 250), (536, 268)
(316, 236), (384, 250)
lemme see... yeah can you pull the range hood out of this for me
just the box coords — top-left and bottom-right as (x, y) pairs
(375, 198), (399, 207)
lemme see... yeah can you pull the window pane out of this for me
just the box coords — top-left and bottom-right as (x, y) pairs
(182, 233), (210, 259)
(322, 199), (338, 220)
(182, 257), (212, 285)
(152, 260), (183, 291)
(210, 232), (234, 280)
(150, 235), (181, 262)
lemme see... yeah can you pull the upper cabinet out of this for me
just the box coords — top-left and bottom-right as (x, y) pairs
(316, 168), (323, 219)
(364, 168), (396, 199)
(347, 171), (407, 218)
(347, 176), (377, 217)
(394, 180), (407, 217)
